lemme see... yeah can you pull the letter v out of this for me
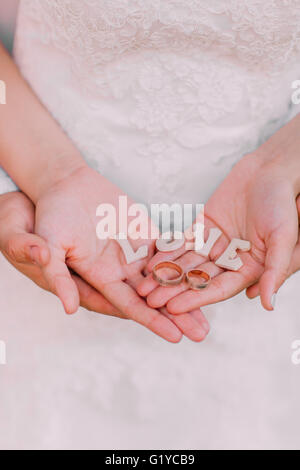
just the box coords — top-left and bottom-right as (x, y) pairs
(115, 234), (149, 264)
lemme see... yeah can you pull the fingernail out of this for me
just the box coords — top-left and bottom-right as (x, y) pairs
(271, 293), (277, 310)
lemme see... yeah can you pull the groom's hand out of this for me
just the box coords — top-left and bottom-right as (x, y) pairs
(33, 165), (214, 342)
(0, 191), (125, 318)
(0, 185), (209, 343)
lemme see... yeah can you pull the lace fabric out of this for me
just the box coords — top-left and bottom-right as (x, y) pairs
(2, 0), (300, 202)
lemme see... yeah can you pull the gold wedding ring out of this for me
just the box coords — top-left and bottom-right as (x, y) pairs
(186, 269), (211, 290)
(153, 261), (185, 287)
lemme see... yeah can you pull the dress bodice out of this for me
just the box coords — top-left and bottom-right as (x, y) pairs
(2, 0), (300, 203)
(19, 0), (300, 78)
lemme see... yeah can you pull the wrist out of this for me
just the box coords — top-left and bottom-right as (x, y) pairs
(0, 191), (34, 240)
(30, 152), (88, 203)
(256, 114), (300, 195)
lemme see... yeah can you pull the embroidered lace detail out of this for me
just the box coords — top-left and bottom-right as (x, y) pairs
(6, 0), (300, 201)
(22, 0), (300, 89)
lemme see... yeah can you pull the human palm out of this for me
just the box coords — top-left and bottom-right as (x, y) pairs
(138, 154), (299, 313)
(35, 166), (209, 342)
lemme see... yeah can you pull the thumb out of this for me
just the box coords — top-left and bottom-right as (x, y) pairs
(259, 228), (297, 311)
(4, 233), (50, 266)
(246, 282), (259, 300)
(41, 247), (80, 315)
(248, 197), (300, 303)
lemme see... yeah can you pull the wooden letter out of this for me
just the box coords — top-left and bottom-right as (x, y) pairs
(215, 238), (251, 271)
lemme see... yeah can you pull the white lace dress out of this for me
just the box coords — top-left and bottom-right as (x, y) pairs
(1, 0), (300, 450)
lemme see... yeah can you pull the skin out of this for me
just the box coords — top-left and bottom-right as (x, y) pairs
(246, 195), (300, 300)
(1, 41), (300, 340)
(0, 42), (209, 343)
(0, 191), (123, 317)
(138, 116), (300, 314)
(0, 190), (210, 343)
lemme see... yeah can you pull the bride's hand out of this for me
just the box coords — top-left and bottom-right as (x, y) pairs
(246, 195), (300, 300)
(138, 116), (300, 313)
(34, 166), (209, 343)
(0, 192), (123, 317)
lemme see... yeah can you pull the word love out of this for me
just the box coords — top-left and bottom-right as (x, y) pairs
(115, 228), (251, 272)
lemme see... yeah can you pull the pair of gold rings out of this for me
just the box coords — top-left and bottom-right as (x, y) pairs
(152, 261), (211, 291)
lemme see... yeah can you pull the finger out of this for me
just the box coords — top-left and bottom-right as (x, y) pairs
(147, 281), (188, 309)
(2, 254), (51, 291)
(72, 261), (181, 340)
(147, 218), (229, 273)
(147, 245), (187, 272)
(129, 273), (209, 342)
(190, 308), (210, 335)
(161, 307), (210, 342)
(297, 195), (300, 218)
(246, 237), (300, 300)
(137, 272), (159, 297)
(143, 222), (228, 297)
(41, 247), (80, 315)
(246, 283), (260, 299)
(4, 233), (50, 266)
(71, 274), (125, 318)
(101, 281), (182, 343)
(147, 253), (223, 309)
(259, 228), (297, 311)
(138, 251), (207, 298)
(167, 267), (250, 315)
(288, 243), (300, 276)
(130, 271), (159, 297)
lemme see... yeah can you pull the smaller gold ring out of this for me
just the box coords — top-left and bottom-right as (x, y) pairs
(153, 261), (185, 287)
(186, 270), (211, 290)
